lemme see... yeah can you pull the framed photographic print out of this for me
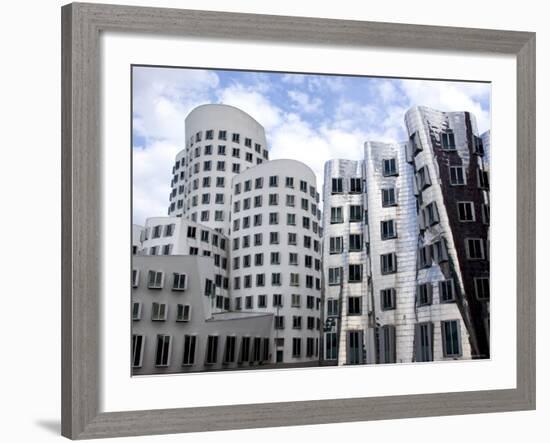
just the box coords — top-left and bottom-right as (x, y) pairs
(61, 2), (535, 439)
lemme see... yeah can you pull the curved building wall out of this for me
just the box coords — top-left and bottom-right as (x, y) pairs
(364, 142), (419, 363)
(404, 106), (490, 359)
(168, 104), (269, 235)
(322, 159), (371, 365)
(230, 159), (323, 363)
(140, 216), (230, 314)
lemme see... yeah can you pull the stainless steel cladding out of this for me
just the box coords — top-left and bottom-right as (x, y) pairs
(322, 106), (490, 365)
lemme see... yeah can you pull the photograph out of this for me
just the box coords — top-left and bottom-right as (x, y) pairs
(131, 65), (491, 375)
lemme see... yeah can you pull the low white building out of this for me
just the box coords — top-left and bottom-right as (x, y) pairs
(132, 255), (273, 374)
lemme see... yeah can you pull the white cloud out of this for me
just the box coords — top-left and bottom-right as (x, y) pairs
(132, 140), (180, 225)
(216, 83), (283, 131)
(399, 79), (490, 133)
(132, 67), (219, 145)
(287, 90), (323, 113)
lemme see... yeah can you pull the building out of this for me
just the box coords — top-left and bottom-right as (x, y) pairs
(133, 105), (324, 372)
(322, 106), (490, 365)
(134, 102), (490, 373)
(132, 255), (273, 374)
(230, 159), (323, 363)
(167, 104), (269, 235)
(404, 106), (490, 359)
(322, 159), (371, 364)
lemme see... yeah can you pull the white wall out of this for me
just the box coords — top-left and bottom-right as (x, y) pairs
(0, 0), (546, 442)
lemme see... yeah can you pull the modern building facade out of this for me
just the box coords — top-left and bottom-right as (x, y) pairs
(322, 159), (371, 364)
(133, 105), (324, 372)
(230, 159), (323, 363)
(132, 255), (273, 374)
(322, 106), (490, 365)
(404, 106), (490, 359)
(134, 102), (490, 373)
(167, 104), (269, 235)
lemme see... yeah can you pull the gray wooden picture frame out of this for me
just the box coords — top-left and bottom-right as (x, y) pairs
(61, 2), (536, 439)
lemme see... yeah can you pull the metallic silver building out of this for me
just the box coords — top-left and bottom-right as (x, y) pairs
(322, 106), (490, 364)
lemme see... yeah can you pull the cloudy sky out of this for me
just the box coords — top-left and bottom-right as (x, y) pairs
(132, 66), (490, 225)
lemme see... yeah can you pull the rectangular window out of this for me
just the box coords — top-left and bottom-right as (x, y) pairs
(176, 304), (191, 322)
(441, 131), (456, 150)
(473, 135), (485, 155)
(383, 158), (398, 176)
(239, 337), (250, 363)
(132, 302), (142, 321)
(348, 264), (362, 282)
(417, 283), (433, 306)
(327, 299), (339, 317)
(172, 273), (187, 291)
(205, 335), (219, 365)
(349, 178), (362, 193)
(380, 288), (396, 310)
(223, 336), (236, 364)
(418, 245), (432, 269)
(441, 320), (462, 357)
(481, 203), (490, 225)
(151, 302), (168, 321)
(232, 133), (240, 143)
(328, 267), (342, 285)
(347, 330), (364, 365)
(269, 175), (278, 187)
(330, 207), (343, 223)
(450, 166), (466, 185)
(381, 188), (396, 207)
(331, 178), (343, 194)
(269, 194), (278, 206)
(415, 322), (434, 362)
(423, 201), (440, 226)
(132, 334), (144, 368)
(381, 253), (397, 274)
(155, 334), (171, 367)
(288, 233), (297, 245)
(381, 219), (397, 240)
(416, 165), (431, 190)
(329, 236), (343, 254)
(349, 205), (362, 222)
(290, 273), (299, 287)
(466, 238), (486, 260)
(251, 337), (262, 362)
(147, 270), (163, 289)
(274, 316), (285, 329)
(132, 269), (139, 288)
(378, 325), (396, 364)
(432, 239), (449, 263)
(269, 213), (279, 225)
(292, 338), (302, 357)
(271, 273), (282, 286)
(285, 177), (294, 188)
(348, 296), (362, 315)
(439, 279), (455, 303)
(292, 316), (302, 329)
(478, 169), (490, 189)
(457, 201), (475, 221)
(474, 277), (490, 301)
(273, 294), (283, 307)
(326, 332), (338, 360)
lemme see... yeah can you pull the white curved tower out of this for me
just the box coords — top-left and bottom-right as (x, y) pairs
(168, 104), (269, 235)
(230, 159), (323, 363)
